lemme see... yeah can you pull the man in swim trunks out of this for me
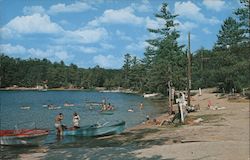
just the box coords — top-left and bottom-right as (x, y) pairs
(55, 113), (64, 136)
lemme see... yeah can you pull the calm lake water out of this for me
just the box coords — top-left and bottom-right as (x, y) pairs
(0, 90), (167, 160)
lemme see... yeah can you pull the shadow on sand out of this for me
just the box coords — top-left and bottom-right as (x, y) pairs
(1, 128), (177, 160)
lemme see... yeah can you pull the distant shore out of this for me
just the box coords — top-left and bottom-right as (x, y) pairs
(0, 86), (142, 94)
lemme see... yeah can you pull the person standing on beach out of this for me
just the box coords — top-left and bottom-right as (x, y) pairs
(55, 113), (64, 136)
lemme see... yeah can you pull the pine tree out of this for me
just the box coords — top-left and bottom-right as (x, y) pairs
(214, 17), (244, 50)
(234, 0), (250, 41)
(144, 3), (185, 94)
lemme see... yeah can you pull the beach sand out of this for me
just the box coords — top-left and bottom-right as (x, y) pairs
(126, 89), (250, 160)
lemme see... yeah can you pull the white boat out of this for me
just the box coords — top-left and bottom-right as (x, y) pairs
(143, 93), (159, 98)
(20, 106), (30, 110)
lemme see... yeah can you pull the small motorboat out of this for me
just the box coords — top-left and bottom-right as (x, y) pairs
(0, 129), (49, 146)
(63, 120), (125, 137)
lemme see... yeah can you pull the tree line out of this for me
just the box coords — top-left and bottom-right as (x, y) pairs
(1, 0), (249, 94)
(0, 56), (123, 89)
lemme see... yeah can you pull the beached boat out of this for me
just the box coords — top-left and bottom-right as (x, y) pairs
(143, 93), (159, 98)
(0, 129), (49, 146)
(63, 120), (125, 137)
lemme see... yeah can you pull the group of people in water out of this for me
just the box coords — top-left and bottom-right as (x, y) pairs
(54, 101), (144, 135)
(55, 112), (80, 136)
(101, 103), (113, 111)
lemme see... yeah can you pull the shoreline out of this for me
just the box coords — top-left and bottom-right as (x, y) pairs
(1, 88), (249, 159)
(119, 89), (250, 159)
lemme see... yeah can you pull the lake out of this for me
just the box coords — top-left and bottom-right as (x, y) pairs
(0, 90), (167, 159)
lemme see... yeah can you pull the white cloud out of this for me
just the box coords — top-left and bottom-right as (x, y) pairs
(100, 43), (115, 50)
(131, 0), (152, 12)
(175, 20), (198, 32)
(175, 1), (205, 21)
(28, 46), (71, 61)
(202, 28), (212, 34)
(2, 13), (62, 37)
(0, 43), (26, 55)
(174, 1), (220, 25)
(115, 30), (132, 41)
(23, 6), (45, 15)
(0, 43), (71, 61)
(88, 7), (144, 26)
(48, 2), (93, 14)
(57, 27), (108, 44)
(93, 54), (122, 68)
(79, 46), (98, 54)
(145, 17), (165, 30)
(203, 0), (225, 11)
(126, 41), (149, 52)
(208, 16), (221, 25)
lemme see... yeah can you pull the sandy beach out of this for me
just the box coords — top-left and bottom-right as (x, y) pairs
(124, 89), (250, 160)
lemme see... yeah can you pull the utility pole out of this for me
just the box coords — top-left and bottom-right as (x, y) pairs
(168, 81), (172, 114)
(187, 32), (191, 106)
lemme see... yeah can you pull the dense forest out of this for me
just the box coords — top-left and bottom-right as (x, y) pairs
(0, 0), (249, 94)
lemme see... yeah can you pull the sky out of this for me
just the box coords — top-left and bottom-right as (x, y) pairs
(0, 0), (241, 69)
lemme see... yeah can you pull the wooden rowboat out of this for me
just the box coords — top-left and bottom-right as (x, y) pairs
(63, 120), (125, 137)
(0, 129), (49, 146)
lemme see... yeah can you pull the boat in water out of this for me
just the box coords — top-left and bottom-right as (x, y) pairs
(0, 129), (49, 146)
(63, 120), (125, 137)
(99, 110), (114, 115)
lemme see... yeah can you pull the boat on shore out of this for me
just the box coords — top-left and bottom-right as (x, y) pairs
(0, 129), (49, 146)
(63, 120), (125, 137)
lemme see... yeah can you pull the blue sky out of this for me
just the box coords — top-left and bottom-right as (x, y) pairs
(0, 0), (241, 69)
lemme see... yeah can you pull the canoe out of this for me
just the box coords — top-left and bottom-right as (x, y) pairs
(0, 129), (49, 146)
(99, 110), (114, 115)
(63, 120), (125, 137)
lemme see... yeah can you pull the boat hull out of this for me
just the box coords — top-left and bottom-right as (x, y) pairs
(63, 120), (125, 137)
(0, 129), (49, 146)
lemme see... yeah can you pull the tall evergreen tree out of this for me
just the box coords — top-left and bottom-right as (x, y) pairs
(214, 17), (244, 50)
(234, 0), (249, 41)
(144, 3), (185, 94)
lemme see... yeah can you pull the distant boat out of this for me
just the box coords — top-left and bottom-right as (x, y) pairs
(20, 106), (30, 110)
(64, 103), (75, 107)
(48, 106), (61, 110)
(63, 120), (125, 137)
(0, 129), (49, 146)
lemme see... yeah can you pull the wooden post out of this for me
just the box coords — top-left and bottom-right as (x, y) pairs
(168, 81), (172, 114)
(187, 32), (191, 106)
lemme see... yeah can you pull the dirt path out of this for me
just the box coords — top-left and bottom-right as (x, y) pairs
(128, 90), (249, 160)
